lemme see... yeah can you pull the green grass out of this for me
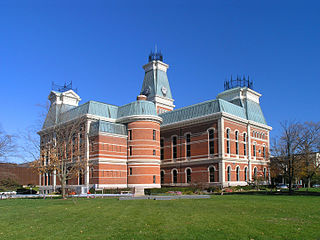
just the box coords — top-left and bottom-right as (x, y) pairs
(0, 195), (320, 239)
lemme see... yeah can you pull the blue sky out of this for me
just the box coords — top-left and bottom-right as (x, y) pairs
(0, 1), (319, 162)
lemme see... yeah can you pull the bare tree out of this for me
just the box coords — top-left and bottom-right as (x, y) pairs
(296, 122), (320, 188)
(0, 126), (14, 162)
(271, 121), (320, 192)
(271, 121), (303, 193)
(31, 112), (89, 198)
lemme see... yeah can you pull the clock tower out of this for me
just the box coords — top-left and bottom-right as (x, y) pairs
(140, 51), (175, 114)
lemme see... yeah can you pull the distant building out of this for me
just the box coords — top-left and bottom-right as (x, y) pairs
(39, 51), (272, 192)
(0, 162), (38, 186)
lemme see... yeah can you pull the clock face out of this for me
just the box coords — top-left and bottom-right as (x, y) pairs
(161, 86), (167, 96)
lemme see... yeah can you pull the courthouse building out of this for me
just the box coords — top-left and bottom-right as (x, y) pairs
(39, 52), (271, 191)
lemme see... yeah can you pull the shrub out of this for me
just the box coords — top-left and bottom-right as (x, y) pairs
(16, 188), (37, 195)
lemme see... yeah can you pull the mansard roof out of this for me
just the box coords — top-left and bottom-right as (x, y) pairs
(160, 98), (267, 126)
(89, 120), (127, 136)
(42, 99), (158, 130)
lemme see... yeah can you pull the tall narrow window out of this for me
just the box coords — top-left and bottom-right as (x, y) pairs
(160, 139), (164, 160)
(263, 168), (267, 180)
(236, 166), (240, 181)
(244, 167), (248, 181)
(227, 166), (231, 181)
(186, 133), (191, 158)
(153, 149), (156, 156)
(253, 143), (256, 157)
(253, 167), (257, 179)
(153, 130), (156, 140)
(129, 146), (132, 156)
(172, 136), (177, 160)
(161, 171), (164, 184)
(208, 129), (214, 155)
(186, 168), (191, 183)
(263, 146), (266, 158)
(173, 169), (178, 184)
(243, 133), (247, 156)
(44, 174), (48, 186)
(153, 175), (156, 183)
(226, 129), (230, 154)
(209, 167), (215, 182)
(129, 168), (132, 175)
(128, 130), (132, 140)
(235, 131), (239, 155)
(48, 172), (51, 185)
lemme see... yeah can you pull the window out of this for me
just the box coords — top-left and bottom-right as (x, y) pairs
(186, 133), (191, 158)
(44, 173), (47, 186)
(91, 168), (94, 178)
(236, 166), (240, 181)
(186, 168), (191, 183)
(209, 167), (215, 182)
(79, 171), (83, 185)
(226, 129), (230, 154)
(263, 146), (266, 158)
(161, 171), (164, 184)
(153, 130), (156, 140)
(48, 172), (51, 185)
(253, 167), (257, 179)
(153, 175), (156, 183)
(244, 167), (248, 181)
(172, 136), (177, 160)
(173, 169), (178, 184)
(153, 149), (156, 156)
(227, 166), (231, 181)
(129, 146), (132, 156)
(129, 168), (132, 175)
(263, 168), (267, 180)
(128, 130), (132, 140)
(253, 143), (256, 157)
(235, 131), (239, 155)
(160, 139), (164, 160)
(208, 129), (214, 155)
(243, 133), (247, 156)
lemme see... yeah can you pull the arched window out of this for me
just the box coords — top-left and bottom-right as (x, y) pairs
(186, 133), (191, 158)
(209, 167), (215, 182)
(226, 129), (230, 154)
(208, 129), (215, 155)
(161, 171), (165, 184)
(235, 131), (239, 155)
(244, 167), (248, 181)
(172, 169), (178, 184)
(263, 168), (267, 180)
(227, 166), (231, 181)
(186, 168), (192, 183)
(172, 136), (177, 160)
(243, 133), (247, 156)
(253, 167), (257, 179)
(236, 166), (240, 181)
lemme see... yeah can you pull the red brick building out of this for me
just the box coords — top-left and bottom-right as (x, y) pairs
(39, 51), (271, 192)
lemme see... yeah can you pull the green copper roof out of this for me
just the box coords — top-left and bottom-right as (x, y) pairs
(117, 100), (157, 118)
(89, 120), (126, 136)
(244, 99), (267, 125)
(160, 98), (266, 126)
(141, 68), (173, 100)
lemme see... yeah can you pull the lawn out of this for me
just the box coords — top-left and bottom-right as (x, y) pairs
(0, 195), (319, 240)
